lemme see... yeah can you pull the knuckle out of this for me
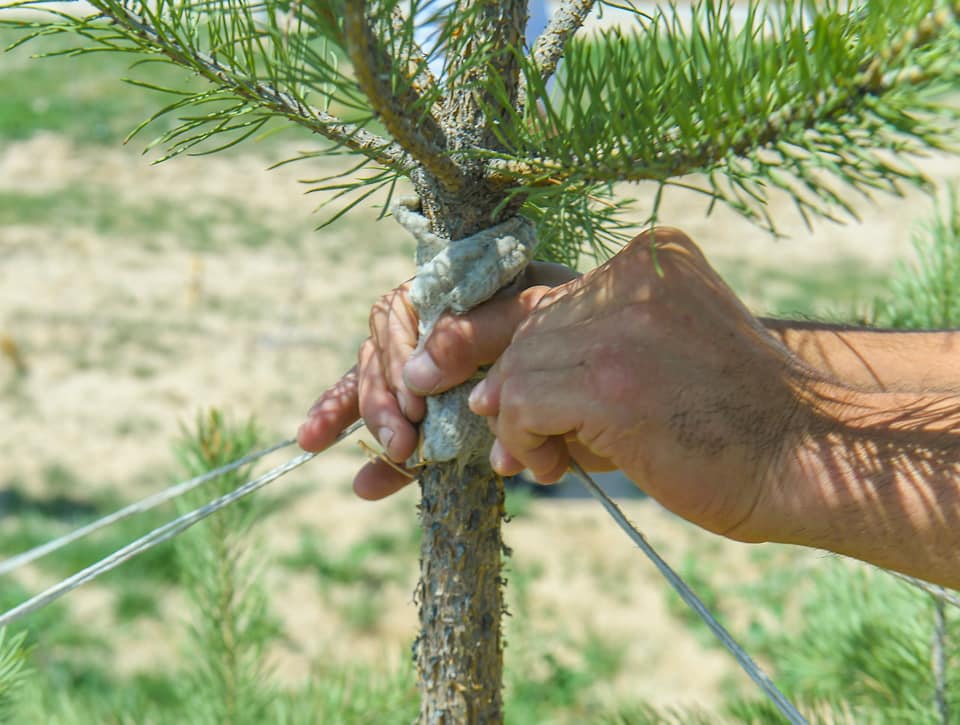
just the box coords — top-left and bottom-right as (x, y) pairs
(633, 226), (694, 249)
(499, 376), (539, 431)
(358, 337), (376, 366)
(498, 374), (524, 411)
(368, 298), (390, 337)
(518, 284), (551, 310)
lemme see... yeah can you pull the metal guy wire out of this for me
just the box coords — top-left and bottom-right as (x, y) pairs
(568, 460), (808, 725)
(0, 420), (363, 628)
(886, 569), (960, 610)
(0, 437), (298, 577)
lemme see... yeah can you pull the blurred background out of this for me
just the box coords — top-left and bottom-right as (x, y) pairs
(1, 2), (958, 722)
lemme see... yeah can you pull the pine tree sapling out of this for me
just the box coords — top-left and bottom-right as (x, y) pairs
(3, 1), (960, 720)
(874, 185), (960, 328)
(173, 411), (280, 725)
(0, 628), (28, 722)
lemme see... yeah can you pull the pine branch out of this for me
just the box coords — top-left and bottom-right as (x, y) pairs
(389, 3), (439, 101)
(521, 0), (595, 107)
(0, 0), (414, 174)
(496, 5), (960, 184)
(343, 0), (462, 190)
(484, 1), (960, 231)
(174, 411), (278, 724)
(33, 0), (415, 171)
(440, 0), (529, 157)
(489, 42), (950, 185)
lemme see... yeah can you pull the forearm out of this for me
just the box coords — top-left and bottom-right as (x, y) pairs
(761, 318), (960, 393)
(760, 381), (960, 588)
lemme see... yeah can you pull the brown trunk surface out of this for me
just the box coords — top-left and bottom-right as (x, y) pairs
(415, 462), (505, 723)
(411, 3), (529, 722)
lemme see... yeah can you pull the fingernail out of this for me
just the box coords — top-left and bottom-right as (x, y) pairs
(468, 380), (487, 410)
(377, 427), (395, 456)
(490, 438), (508, 474)
(405, 352), (442, 393)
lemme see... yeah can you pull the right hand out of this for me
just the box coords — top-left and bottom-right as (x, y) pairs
(297, 261), (578, 499)
(467, 229), (812, 540)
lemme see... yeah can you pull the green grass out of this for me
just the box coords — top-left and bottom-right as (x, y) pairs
(282, 525), (419, 587)
(0, 186), (306, 252)
(0, 28), (316, 152)
(0, 30), (182, 145)
(282, 525), (420, 632)
(505, 632), (627, 723)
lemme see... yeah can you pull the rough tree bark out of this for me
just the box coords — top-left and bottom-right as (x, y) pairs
(407, 2), (529, 722)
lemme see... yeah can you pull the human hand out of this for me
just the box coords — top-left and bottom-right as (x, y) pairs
(297, 261), (578, 499)
(468, 228), (812, 540)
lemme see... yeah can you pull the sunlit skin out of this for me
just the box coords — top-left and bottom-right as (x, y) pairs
(299, 227), (960, 588)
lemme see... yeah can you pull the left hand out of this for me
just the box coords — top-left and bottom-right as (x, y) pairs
(297, 261), (578, 499)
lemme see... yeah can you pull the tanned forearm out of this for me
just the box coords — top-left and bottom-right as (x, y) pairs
(758, 380), (960, 588)
(757, 320), (960, 585)
(761, 319), (960, 393)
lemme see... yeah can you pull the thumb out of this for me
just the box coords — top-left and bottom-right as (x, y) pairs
(403, 285), (553, 395)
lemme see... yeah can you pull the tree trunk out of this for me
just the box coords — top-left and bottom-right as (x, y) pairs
(410, 181), (520, 723)
(415, 462), (504, 723)
(408, 3), (529, 721)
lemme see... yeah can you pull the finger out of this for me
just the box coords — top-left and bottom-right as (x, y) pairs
(489, 438), (525, 477)
(298, 367), (360, 452)
(404, 285), (554, 395)
(566, 440), (617, 472)
(372, 288), (426, 422)
(491, 435), (569, 484)
(353, 459), (416, 500)
(489, 435), (612, 479)
(357, 339), (419, 463)
(487, 369), (588, 470)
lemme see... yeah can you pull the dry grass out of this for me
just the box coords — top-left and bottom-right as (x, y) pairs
(0, 29), (957, 712)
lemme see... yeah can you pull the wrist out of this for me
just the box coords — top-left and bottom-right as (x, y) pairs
(747, 378), (859, 547)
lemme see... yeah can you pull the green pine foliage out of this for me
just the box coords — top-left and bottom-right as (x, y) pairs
(743, 561), (957, 722)
(0, 629), (28, 722)
(172, 410), (282, 725)
(659, 552), (959, 722)
(874, 186), (960, 328)
(496, 1), (960, 222)
(2, 1), (958, 265)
